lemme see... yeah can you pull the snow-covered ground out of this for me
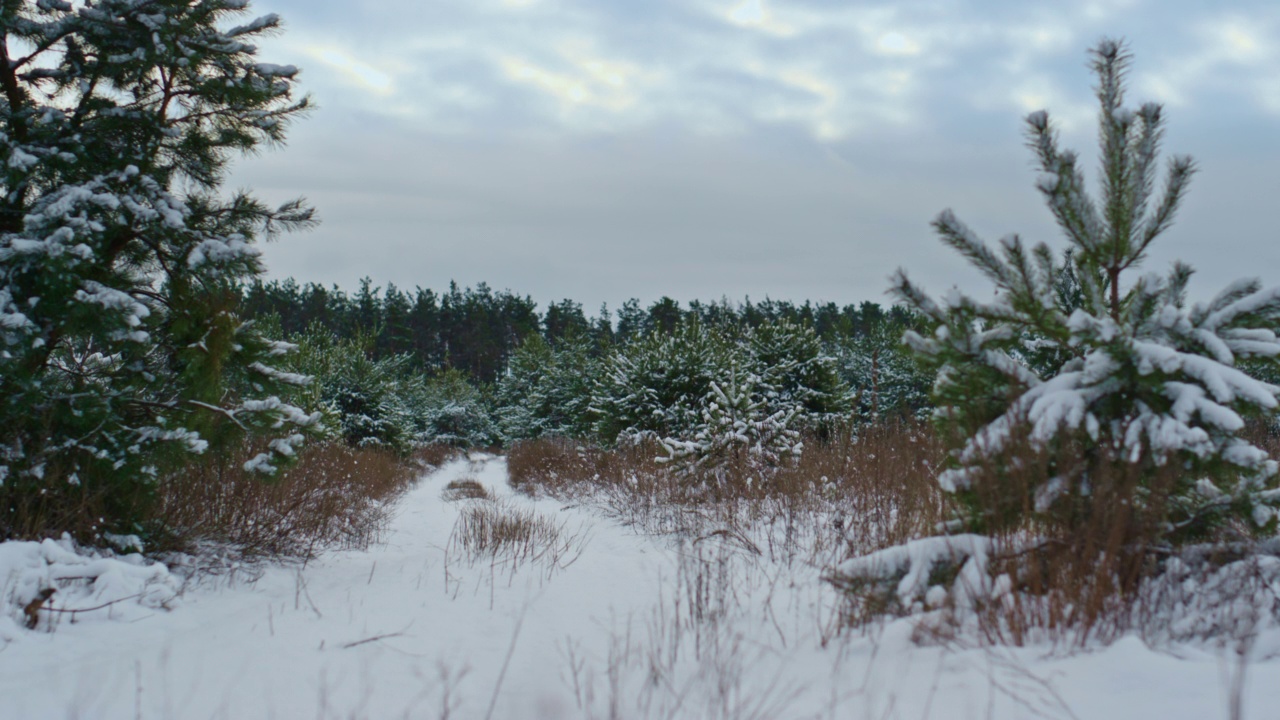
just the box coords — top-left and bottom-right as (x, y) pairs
(2, 455), (1277, 719)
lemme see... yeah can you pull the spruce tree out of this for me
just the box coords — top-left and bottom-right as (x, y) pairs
(892, 40), (1280, 541)
(0, 1), (317, 538)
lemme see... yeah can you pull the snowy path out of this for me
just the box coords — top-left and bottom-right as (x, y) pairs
(1, 455), (1277, 719)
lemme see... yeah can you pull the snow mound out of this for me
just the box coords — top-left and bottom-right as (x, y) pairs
(829, 534), (999, 610)
(0, 536), (180, 641)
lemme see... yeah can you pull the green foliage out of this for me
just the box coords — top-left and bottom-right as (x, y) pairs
(286, 329), (497, 452)
(419, 369), (498, 448)
(0, 1), (317, 539)
(823, 308), (934, 423)
(591, 318), (852, 480)
(496, 332), (598, 441)
(747, 319), (851, 429)
(892, 40), (1280, 542)
(592, 319), (732, 442)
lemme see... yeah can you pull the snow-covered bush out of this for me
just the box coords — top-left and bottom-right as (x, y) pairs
(891, 39), (1280, 543)
(285, 328), (406, 450)
(747, 319), (851, 431)
(417, 369), (499, 448)
(592, 319), (732, 443)
(0, 1), (318, 539)
(658, 358), (804, 483)
(496, 333), (598, 442)
(589, 318), (849, 481)
(831, 314), (933, 422)
(1, 535), (180, 638)
(287, 329), (496, 451)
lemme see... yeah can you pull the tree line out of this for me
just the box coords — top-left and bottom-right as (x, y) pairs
(240, 277), (919, 384)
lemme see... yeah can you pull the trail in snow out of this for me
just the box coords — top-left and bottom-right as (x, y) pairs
(0, 455), (1276, 719)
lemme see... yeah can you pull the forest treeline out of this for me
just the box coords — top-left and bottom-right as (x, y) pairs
(236, 277), (934, 456)
(241, 277), (919, 383)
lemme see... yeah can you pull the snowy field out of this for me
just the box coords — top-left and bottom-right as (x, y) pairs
(2, 455), (1278, 719)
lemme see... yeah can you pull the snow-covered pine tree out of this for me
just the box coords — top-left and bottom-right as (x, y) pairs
(659, 357), (803, 485)
(591, 318), (730, 443)
(0, 1), (318, 537)
(496, 334), (553, 442)
(746, 318), (851, 432)
(835, 313), (932, 423)
(891, 39), (1280, 542)
(419, 369), (497, 448)
(287, 327), (414, 452)
(497, 331), (598, 442)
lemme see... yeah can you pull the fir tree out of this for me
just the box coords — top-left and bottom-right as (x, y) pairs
(892, 40), (1280, 541)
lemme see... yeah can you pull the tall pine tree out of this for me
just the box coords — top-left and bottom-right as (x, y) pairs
(0, 1), (318, 538)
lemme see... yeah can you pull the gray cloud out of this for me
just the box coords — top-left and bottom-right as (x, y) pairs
(236, 0), (1280, 310)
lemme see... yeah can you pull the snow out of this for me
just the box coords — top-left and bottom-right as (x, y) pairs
(1, 456), (1277, 718)
(0, 537), (180, 644)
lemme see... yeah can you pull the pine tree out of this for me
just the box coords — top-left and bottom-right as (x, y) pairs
(496, 331), (598, 442)
(659, 358), (803, 485)
(892, 39), (1280, 541)
(835, 311), (932, 422)
(747, 318), (851, 430)
(0, 1), (317, 538)
(419, 369), (497, 448)
(592, 319), (730, 443)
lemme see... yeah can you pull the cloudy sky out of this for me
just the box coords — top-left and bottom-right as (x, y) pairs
(232, 0), (1280, 312)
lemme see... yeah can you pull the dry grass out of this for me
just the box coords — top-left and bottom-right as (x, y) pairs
(442, 478), (491, 501)
(413, 444), (462, 472)
(153, 441), (420, 559)
(446, 498), (585, 575)
(834, 422), (1280, 648)
(508, 421), (946, 568)
(509, 421), (1280, 649)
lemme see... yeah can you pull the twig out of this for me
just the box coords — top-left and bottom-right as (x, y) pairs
(484, 609), (527, 720)
(340, 631), (405, 650)
(44, 593), (142, 616)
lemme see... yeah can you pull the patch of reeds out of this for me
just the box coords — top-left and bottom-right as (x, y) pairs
(442, 478), (491, 501)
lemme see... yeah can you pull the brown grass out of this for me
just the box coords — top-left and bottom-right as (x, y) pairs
(509, 421), (1280, 647)
(508, 421), (947, 566)
(442, 478), (491, 501)
(446, 498), (586, 574)
(413, 443), (462, 472)
(933, 429), (1179, 646)
(153, 441), (420, 558)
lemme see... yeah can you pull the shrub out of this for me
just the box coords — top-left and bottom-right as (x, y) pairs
(152, 442), (417, 558)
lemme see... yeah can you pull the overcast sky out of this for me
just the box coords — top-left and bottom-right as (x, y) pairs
(231, 0), (1280, 313)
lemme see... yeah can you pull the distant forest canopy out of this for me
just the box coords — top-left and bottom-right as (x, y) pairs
(240, 278), (921, 384)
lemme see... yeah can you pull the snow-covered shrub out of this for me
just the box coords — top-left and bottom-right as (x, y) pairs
(658, 359), (804, 484)
(891, 39), (1280, 543)
(1, 536), (180, 638)
(831, 315), (933, 422)
(0, 1), (318, 539)
(496, 333), (598, 442)
(591, 318), (850, 481)
(286, 329), (418, 452)
(747, 319), (851, 431)
(592, 319), (732, 443)
(287, 329), (496, 451)
(417, 369), (499, 448)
